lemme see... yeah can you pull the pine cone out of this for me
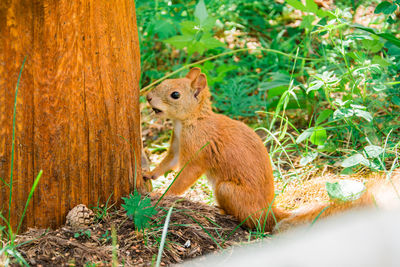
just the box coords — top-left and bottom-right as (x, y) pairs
(66, 204), (94, 229)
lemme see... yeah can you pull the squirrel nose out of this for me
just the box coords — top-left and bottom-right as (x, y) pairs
(146, 94), (152, 102)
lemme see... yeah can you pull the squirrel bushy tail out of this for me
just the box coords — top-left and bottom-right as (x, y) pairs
(270, 174), (400, 233)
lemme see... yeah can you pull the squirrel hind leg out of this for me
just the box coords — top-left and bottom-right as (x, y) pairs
(215, 182), (279, 232)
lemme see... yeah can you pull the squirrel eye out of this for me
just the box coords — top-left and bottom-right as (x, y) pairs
(170, 91), (180, 99)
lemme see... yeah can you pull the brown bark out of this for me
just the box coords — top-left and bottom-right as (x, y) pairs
(0, 0), (146, 231)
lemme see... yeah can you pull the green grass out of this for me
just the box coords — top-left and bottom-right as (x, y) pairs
(92, 194), (115, 222)
(155, 205), (174, 267)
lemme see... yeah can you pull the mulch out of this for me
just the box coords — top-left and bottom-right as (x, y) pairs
(14, 195), (250, 266)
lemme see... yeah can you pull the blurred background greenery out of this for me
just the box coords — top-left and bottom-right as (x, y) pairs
(136, 0), (400, 179)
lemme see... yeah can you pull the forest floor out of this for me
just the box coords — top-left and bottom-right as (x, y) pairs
(15, 194), (249, 266)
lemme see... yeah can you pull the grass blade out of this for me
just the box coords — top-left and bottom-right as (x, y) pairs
(182, 212), (223, 250)
(9, 56), (27, 226)
(16, 170), (43, 235)
(310, 205), (330, 227)
(156, 206), (174, 267)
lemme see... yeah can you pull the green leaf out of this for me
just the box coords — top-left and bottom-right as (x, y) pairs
(387, 43), (400, 57)
(180, 21), (198, 35)
(364, 145), (384, 158)
(194, 0), (208, 24)
(278, 121), (288, 141)
(199, 35), (224, 49)
(84, 230), (91, 237)
(305, 0), (319, 14)
(354, 109), (373, 122)
(286, 0), (334, 18)
(387, 15), (397, 24)
(326, 180), (366, 202)
(201, 16), (217, 31)
(300, 151), (318, 166)
(375, 1), (398, 14)
(333, 108), (354, 120)
(153, 19), (177, 39)
(341, 153), (368, 168)
(372, 55), (391, 68)
(300, 15), (315, 30)
(296, 128), (314, 144)
(286, 0), (307, 12)
(316, 109), (333, 125)
(353, 25), (400, 48)
(307, 80), (324, 93)
(164, 35), (193, 49)
(310, 126), (327, 146)
(340, 167), (355, 175)
(122, 192), (157, 231)
(372, 84), (387, 92)
(333, 98), (349, 107)
(318, 142), (337, 153)
(259, 72), (291, 91)
(392, 95), (400, 106)
(361, 38), (384, 53)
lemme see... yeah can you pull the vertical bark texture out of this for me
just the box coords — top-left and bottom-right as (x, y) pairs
(0, 0), (143, 230)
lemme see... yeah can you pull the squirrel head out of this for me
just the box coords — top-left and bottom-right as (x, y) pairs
(146, 68), (211, 121)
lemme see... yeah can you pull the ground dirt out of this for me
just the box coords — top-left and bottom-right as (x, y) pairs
(14, 195), (250, 266)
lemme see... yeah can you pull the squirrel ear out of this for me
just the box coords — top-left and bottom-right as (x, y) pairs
(185, 67), (201, 81)
(191, 73), (207, 98)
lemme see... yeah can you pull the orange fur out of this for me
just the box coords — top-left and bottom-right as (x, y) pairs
(276, 175), (400, 231)
(144, 68), (400, 232)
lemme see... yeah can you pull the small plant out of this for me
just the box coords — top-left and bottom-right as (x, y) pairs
(99, 230), (112, 243)
(74, 229), (91, 239)
(122, 191), (157, 231)
(92, 194), (115, 222)
(212, 75), (263, 119)
(164, 0), (224, 61)
(375, 0), (400, 24)
(122, 140), (209, 232)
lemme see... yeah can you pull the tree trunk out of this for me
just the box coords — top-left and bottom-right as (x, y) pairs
(0, 0), (147, 231)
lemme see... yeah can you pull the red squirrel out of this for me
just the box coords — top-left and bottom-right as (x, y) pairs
(144, 68), (399, 232)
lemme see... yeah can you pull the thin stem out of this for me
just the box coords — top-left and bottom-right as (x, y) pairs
(9, 56), (27, 228)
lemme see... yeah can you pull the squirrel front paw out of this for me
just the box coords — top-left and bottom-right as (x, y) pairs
(143, 172), (157, 181)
